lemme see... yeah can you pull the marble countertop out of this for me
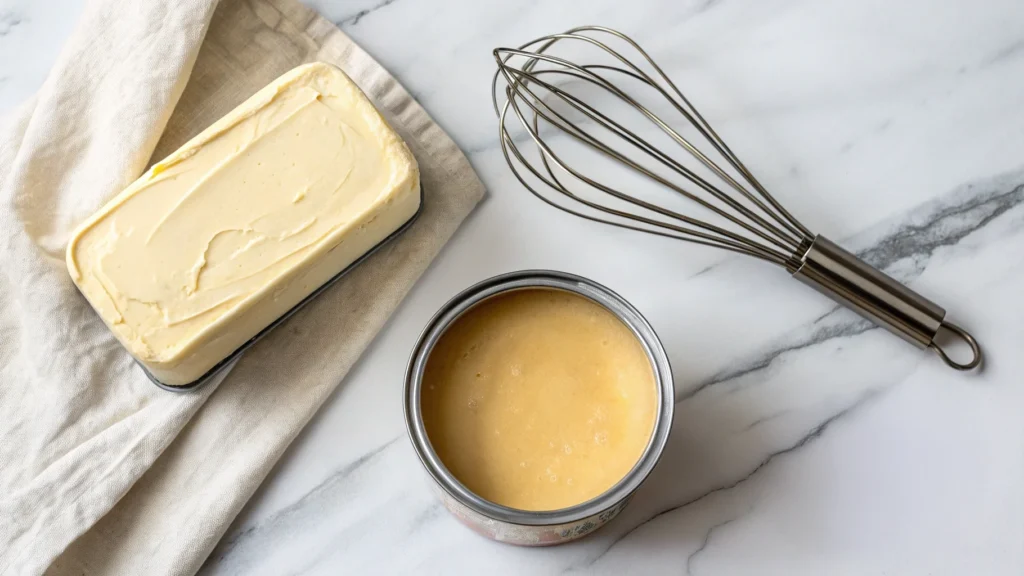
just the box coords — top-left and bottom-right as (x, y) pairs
(4, 0), (1024, 573)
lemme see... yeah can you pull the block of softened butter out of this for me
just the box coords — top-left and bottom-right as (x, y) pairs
(66, 62), (420, 386)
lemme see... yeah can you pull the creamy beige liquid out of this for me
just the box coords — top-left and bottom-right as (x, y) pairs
(421, 288), (657, 511)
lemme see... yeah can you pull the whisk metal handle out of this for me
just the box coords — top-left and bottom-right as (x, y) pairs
(793, 235), (982, 371)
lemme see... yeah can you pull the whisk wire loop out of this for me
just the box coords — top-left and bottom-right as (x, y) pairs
(499, 65), (800, 258)
(493, 27), (813, 249)
(493, 37), (812, 263)
(562, 25), (815, 241)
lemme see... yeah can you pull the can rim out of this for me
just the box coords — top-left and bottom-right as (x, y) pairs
(404, 270), (675, 526)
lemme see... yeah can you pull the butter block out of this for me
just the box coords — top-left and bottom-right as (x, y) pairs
(66, 62), (420, 386)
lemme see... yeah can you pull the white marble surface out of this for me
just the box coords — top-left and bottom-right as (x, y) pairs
(5, 0), (1024, 573)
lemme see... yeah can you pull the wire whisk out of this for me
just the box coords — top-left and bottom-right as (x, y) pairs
(492, 26), (981, 371)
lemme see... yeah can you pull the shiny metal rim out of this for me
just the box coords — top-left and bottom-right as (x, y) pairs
(404, 270), (675, 526)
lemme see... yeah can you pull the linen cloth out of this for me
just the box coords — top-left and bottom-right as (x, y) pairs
(0, 0), (484, 573)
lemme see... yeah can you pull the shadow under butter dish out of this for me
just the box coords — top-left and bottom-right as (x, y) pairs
(420, 289), (657, 512)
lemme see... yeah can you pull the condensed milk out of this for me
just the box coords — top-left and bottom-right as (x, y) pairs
(406, 271), (674, 545)
(421, 289), (657, 511)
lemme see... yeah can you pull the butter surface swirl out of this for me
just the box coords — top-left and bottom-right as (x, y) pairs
(67, 63), (418, 369)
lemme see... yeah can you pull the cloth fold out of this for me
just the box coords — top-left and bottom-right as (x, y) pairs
(0, 0), (484, 574)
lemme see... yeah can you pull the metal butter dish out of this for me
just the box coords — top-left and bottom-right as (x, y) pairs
(145, 185), (423, 392)
(405, 270), (674, 545)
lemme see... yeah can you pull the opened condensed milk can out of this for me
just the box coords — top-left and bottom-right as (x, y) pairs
(404, 270), (675, 545)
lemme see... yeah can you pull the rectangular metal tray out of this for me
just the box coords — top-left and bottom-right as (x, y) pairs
(143, 184), (424, 392)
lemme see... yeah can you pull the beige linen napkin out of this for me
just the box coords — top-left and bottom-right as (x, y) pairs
(0, 0), (484, 574)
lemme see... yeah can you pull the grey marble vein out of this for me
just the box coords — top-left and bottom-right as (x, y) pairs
(681, 317), (874, 402)
(678, 171), (1024, 401)
(984, 38), (1024, 68)
(335, 0), (400, 27)
(209, 435), (403, 564)
(574, 388), (884, 571)
(692, 0), (723, 15)
(839, 117), (896, 155)
(0, 12), (25, 36)
(405, 502), (445, 536)
(741, 407), (794, 432)
(686, 515), (742, 575)
(856, 182), (1024, 275)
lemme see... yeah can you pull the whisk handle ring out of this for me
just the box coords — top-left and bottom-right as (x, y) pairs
(929, 320), (982, 371)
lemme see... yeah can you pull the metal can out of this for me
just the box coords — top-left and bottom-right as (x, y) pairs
(404, 270), (674, 546)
